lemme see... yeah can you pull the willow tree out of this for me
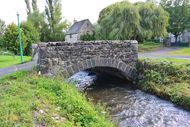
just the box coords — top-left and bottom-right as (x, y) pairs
(136, 2), (169, 41)
(97, 1), (169, 41)
(98, 1), (140, 40)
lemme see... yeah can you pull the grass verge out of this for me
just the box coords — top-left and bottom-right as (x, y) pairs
(138, 41), (163, 53)
(169, 48), (190, 56)
(0, 71), (114, 127)
(140, 58), (190, 65)
(0, 55), (31, 68)
(137, 59), (190, 109)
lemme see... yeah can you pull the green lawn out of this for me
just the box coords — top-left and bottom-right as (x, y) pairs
(142, 58), (190, 65)
(138, 42), (163, 53)
(169, 48), (190, 56)
(0, 71), (114, 127)
(0, 55), (31, 68)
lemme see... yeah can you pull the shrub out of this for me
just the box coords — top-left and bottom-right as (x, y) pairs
(80, 33), (95, 41)
(2, 23), (27, 55)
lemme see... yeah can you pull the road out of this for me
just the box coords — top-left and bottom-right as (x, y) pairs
(138, 48), (190, 60)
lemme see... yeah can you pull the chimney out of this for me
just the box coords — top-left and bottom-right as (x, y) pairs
(73, 18), (77, 24)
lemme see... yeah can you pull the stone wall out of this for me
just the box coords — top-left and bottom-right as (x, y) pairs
(38, 40), (138, 81)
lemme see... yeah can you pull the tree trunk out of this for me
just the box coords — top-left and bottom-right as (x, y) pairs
(175, 35), (178, 43)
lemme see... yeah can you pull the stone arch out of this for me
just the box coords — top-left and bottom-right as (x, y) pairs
(63, 58), (136, 81)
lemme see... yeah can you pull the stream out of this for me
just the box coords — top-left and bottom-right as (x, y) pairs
(68, 71), (190, 127)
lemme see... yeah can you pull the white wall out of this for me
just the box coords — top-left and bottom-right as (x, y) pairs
(65, 34), (79, 42)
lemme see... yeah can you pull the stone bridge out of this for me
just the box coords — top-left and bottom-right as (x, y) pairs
(37, 40), (138, 81)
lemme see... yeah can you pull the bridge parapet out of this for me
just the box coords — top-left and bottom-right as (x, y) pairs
(38, 40), (138, 81)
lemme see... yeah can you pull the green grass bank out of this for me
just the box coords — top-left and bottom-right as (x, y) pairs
(169, 48), (190, 56)
(137, 59), (190, 109)
(0, 71), (114, 127)
(0, 55), (31, 68)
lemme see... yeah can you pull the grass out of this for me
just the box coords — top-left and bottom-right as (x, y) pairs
(137, 59), (190, 109)
(140, 58), (190, 65)
(0, 71), (114, 127)
(0, 55), (31, 68)
(169, 48), (190, 56)
(138, 41), (163, 53)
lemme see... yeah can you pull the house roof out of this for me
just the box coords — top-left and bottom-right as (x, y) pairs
(66, 19), (90, 35)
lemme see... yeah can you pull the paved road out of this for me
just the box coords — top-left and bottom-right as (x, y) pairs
(0, 60), (37, 78)
(139, 48), (190, 60)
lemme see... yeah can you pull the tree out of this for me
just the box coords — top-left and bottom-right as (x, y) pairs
(161, 0), (190, 43)
(45, 0), (68, 41)
(98, 1), (140, 40)
(0, 19), (6, 47)
(97, 1), (169, 41)
(21, 21), (40, 55)
(25, 0), (32, 15)
(0, 19), (6, 36)
(25, 0), (47, 42)
(135, 2), (169, 41)
(2, 23), (27, 55)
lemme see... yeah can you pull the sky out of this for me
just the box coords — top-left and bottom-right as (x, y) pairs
(0, 0), (144, 25)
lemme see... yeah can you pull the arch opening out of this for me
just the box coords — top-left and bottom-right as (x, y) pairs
(63, 58), (137, 82)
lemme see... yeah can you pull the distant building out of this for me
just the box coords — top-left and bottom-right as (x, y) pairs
(65, 19), (94, 42)
(168, 29), (190, 46)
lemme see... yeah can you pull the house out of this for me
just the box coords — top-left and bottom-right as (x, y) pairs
(167, 29), (190, 46)
(65, 19), (95, 42)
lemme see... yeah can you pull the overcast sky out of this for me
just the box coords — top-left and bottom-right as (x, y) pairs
(0, 0), (144, 25)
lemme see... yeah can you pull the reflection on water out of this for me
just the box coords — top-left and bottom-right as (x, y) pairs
(69, 71), (190, 127)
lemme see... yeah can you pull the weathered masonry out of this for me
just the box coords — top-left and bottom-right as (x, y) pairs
(37, 40), (138, 81)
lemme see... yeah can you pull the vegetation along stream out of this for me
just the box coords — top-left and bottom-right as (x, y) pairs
(69, 71), (190, 127)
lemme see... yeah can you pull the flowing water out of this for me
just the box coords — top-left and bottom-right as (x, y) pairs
(69, 71), (190, 127)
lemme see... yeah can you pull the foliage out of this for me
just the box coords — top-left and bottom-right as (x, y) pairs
(160, 0), (190, 43)
(21, 21), (40, 55)
(0, 71), (114, 127)
(0, 19), (6, 47)
(97, 1), (169, 41)
(137, 59), (190, 109)
(2, 23), (27, 55)
(0, 55), (31, 68)
(136, 2), (169, 41)
(27, 11), (47, 42)
(0, 19), (6, 36)
(97, 1), (140, 40)
(169, 48), (190, 56)
(25, 0), (47, 42)
(45, 0), (68, 41)
(80, 33), (95, 41)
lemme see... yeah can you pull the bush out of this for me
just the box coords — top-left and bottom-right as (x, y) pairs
(21, 21), (40, 55)
(80, 33), (95, 41)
